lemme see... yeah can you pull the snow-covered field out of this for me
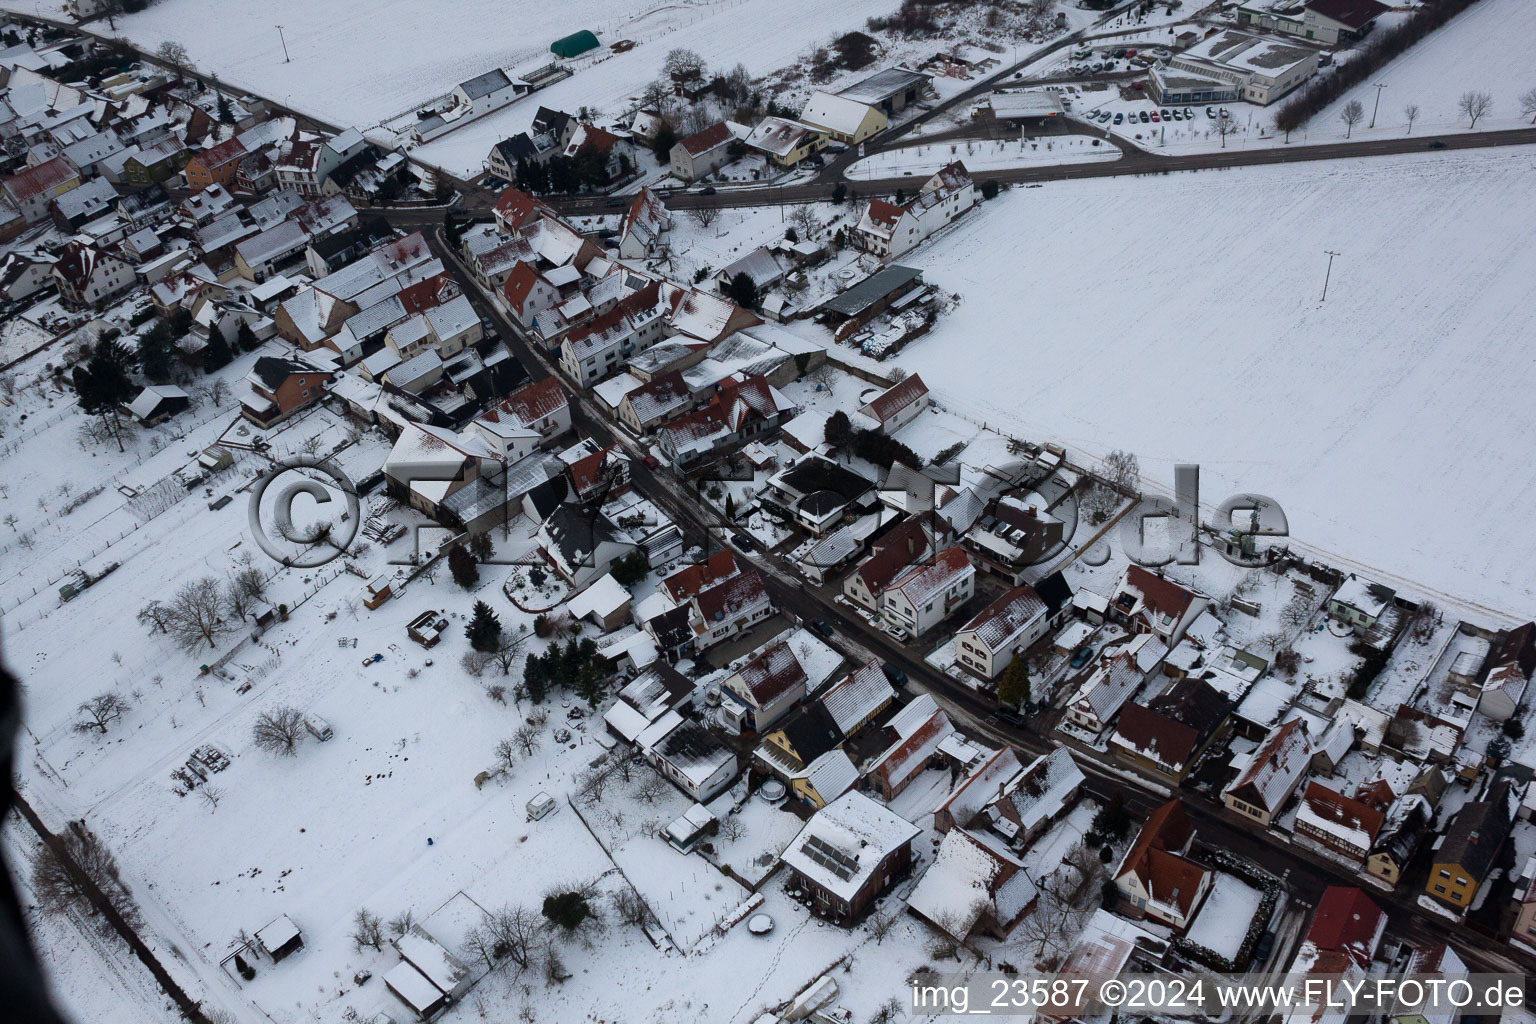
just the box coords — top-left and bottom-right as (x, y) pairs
(846, 135), (1119, 179)
(880, 146), (1536, 623)
(1315, 0), (1536, 138)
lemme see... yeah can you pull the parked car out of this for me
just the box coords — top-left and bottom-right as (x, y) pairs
(642, 455), (660, 469)
(1206, 106), (1217, 118)
(883, 623), (910, 643)
(1138, 110), (1150, 123)
(731, 532), (756, 551)
(1150, 111), (1160, 122)
(990, 707), (1028, 728)
(604, 197), (625, 208)
(810, 619), (835, 639)
(1159, 108), (1171, 119)
(1070, 644), (1097, 669)
(881, 662), (908, 688)
(699, 186), (717, 195)
(1113, 112), (1124, 125)
(1428, 139), (1448, 149)
(1183, 107), (1194, 118)
(1254, 930), (1277, 965)
(1112, 48), (1126, 58)
(1219, 107), (1231, 118)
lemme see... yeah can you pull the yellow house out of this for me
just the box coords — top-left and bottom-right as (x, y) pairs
(744, 117), (828, 168)
(798, 91), (887, 145)
(1425, 784), (1513, 909)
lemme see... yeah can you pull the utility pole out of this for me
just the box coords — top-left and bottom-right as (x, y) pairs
(1368, 82), (1386, 128)
(276, 24), (290, 63)
(1320, 250), (1340, 303)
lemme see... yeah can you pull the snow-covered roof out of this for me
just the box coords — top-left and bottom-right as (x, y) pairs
(781, 791), (920, 902)
(799, 91), (880, 137)
(820, 660), (894, 735)
(1224, 717), (1310, 812)
(803, 749), (859, 804)
(384, 961), (442, 1012)
(906, 827), (1028, 940)
(567, 573), (631, 623)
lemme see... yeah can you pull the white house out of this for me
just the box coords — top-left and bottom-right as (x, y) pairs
(52, 241), (134, 308)
(1066, 634), (1168, 735)
(688, 569), (774, 652)
(617, 187), (671, 259)
(955, 584), (1049, 681)
(881, 546), (974, 638)
(720, 639), (809, 732)
(798, 91), (887, 144)
(669, 121), (736, 182)
(851, 161), (974, 260)
(857, 373), (931, 434)
(640, 716), (738, 801)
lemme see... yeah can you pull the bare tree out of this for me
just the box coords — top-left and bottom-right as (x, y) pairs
(663, 48), (707, 82)
(30, 826), (137, 922)
(163, 576), (231, 651)
(867, 910), (897, 945)
(389, 910), (415, 938)
(199, 784), (225, 813)
(492, 631), (522, 675)
(75, 692), (129, 734)
(155, 40), (194, 75)
(493, 737), (518, 773)
(233, 566), (267, 602)
(1522, 87), (1536, 125)
(689, 205), (720, 230)
(351, 908), (384, 951)
(1102, 449), (1140, 494)
(1403, 103), (1420, 134)
(1214, 113), (1239, 148)
(868, 998), (904, 1024)
(137, 600), (170, 635)
(719, 816), (745, 842)
(788, 204), (818, 239)
(224, 577), (257, 621)
(1339, 99), (1364, 138)
(1457, 90), (1492, 129)
(611, 888), (650, 928)
(461, 649), (490, 678)
(634, 772), (668, 804)
(251, 706), (306, 756)
(460, 922), (500, 972)
(209, 378), (231, 407)
(488, 904), (543, 973)
(513, 723), (541, 757)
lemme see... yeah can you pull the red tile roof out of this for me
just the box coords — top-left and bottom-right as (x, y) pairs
(491, 376), (566, 429)
(1304, 886), (1384, 968)
(662, 550), (738, 603)
(1115, 799), (1208, 918)
(693, 568), (769, 622)
(493, 186), (541, 226)
(864, 197), (905, 228)
(4, 156), (78, 202)
(732, 640), (807, 707)
(1122, 565), (1197, 623)
(192, 136), (248, 172)
(1301, 782), (1386, 844)
(501, 260), (543, 310)
(678, 121), (733, 156)
(863, 373), (929, 425)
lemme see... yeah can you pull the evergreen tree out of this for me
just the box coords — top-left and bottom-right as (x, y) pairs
(824, 409), (853, 448)
(468, 532), (494, 562)
(650, 123), (677, 164)
(137, 322), (175, 382)
(1091, 789), (1131, 841)
(73, 340), (136, 451)
(448, 544), (480, 589)
(203, 330), (232, 373)
(217, 93), (234, 125)
(465, 600), (502, 652)
(996, 658), (1031, 708)
(727, 272), (757, 310)
(522, 650), (548, 703)
(577, 654), (605, 708)
(168, 307), (194, 337)
(235, 321), (259, 353)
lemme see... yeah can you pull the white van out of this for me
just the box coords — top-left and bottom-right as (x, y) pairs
(526, 792), (558, 821)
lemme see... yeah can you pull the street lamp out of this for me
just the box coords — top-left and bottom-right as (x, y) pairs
(276, 25), (290, 64)
(1368, 82), (1386, 128)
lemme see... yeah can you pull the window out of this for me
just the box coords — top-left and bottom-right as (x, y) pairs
(1438, 869), (1450, 879)
(1433, 884), (1446, 894)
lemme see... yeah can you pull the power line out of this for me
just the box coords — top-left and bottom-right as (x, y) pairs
(1320, 250), (1341, 303)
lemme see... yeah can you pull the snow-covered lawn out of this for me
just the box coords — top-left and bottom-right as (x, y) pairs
(845, 136), (1120, 179)
(1315, 0), (1536, 139)
(1186, 872), (1263, 961)
(873, 146), (1536, 623)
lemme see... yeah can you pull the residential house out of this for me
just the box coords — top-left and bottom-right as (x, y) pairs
(640, 717), (738, 802)
(241, 356), (332, 428)
(537, 504), (640, 589)
(939, 746), (1084, 847)
(851, 162), (975, 260)
(841, 514), (950, 613)
(821, 660), (896, 737)
(616, 370), (693, 434)
(184, 136), (248, 191)
(1110, 565), (1209, 644)
(1294, 886), (1386, 972)
(906, 827), (1038, 942)
(1478, 622), (1536, 722)
(780, 791), (920, 926)
(766, 456), (879, 535)
(617, 187), (671, 260)
(560, 281), (669, 386)
(654, 374), (795, 468)
(1066, 633), (1169, 735)
(881, 546), (974, 638)
(51, 241), (134, 309)
(481, 376), (570, 443)
(755, 702), (845, 796)
(1327, 573), (1394, 633)
(1426, 782), (1515, 910)
(121, 135), (191, 186)
(669, 121), (736, 182)
(1222, 717), (1312, 826)
(856, 373), (930, 434)
(688, 568), (774, 652)
(1111, 678), (1231, 783)
(1367, 788), (1435, 886)
(603, 663), (694, 743)
(955, 584), (1050, 682)
(1113, 799), (1212, 930)
(1294, 781), (1386, 866)
(798, 91), (887, 144)
(721, 637), (808, 731)
(491, 186), (548, 237)
(866, 694), (955, 799)
(963, 495), (1067, 584)
(2, 155), (80, 223)
(0, 251), (54, 301)
(744, 116), (827, 168)
(50, 176), (116, 231)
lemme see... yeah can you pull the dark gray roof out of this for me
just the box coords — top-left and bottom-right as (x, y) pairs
(459, 69), (512, 100)
(779, 457), (874, 502)
(494, 134), (540, 163)
(818, 265), (923, 318)
(1436, 781), (1514, 882)
(837, 67), (930, 105)
(251, 356), (317, 389)
(1035, 570), (1073, 618)
(544, 505), (625, 568)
